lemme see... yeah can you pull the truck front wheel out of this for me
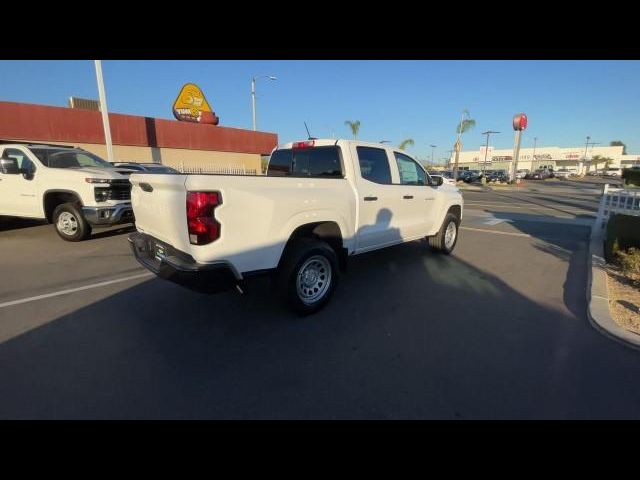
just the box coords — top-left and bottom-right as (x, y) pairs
(428, 213), (460, 254)
(53, 203), (92, 242)
(276, 238), (339, 315)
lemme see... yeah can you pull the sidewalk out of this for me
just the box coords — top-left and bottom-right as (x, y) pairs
(587, 230), (640, 350)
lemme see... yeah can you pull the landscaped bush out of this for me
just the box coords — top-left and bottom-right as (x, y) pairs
(622, 168), (640, 187)
(615, 247), (640, 282)
(604, 213), (640, 262)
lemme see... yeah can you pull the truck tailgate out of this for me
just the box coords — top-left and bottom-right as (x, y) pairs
(129, 174), (192, 253)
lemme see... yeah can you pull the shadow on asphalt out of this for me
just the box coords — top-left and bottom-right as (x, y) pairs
(1, 233), (640, 420)
(0, 217), (48, 232)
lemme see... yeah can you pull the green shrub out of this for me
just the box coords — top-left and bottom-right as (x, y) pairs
(604, 214), (640, 262)
(622, 168), (640, 187)
(615, 247), (640, 282)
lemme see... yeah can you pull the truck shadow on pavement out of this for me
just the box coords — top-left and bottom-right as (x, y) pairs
(0, 217), (48, 232)
(1, 226), (640, 419)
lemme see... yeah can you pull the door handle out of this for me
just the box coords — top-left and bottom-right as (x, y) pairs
(403, 195), (414, 199)
(363, 196), (378, 201)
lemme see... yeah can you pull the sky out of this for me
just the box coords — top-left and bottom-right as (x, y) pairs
(1, 60), (639, 162)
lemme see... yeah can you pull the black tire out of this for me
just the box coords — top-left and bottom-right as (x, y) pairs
(276, 238), (339, 315)
(428, 212), (460, 254)
(53, 203), (92, 241)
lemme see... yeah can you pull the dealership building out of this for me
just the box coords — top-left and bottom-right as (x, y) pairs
(0, 101), (278, 173)
(449, 144), (640, 173)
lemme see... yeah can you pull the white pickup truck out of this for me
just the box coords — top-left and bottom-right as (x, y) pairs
(0, 142), (134, 241)
(128, 139), (464, 314)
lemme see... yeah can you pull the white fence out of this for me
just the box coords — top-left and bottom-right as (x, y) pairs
(593, 184), (640, 237)
(177, 164), (259, 176)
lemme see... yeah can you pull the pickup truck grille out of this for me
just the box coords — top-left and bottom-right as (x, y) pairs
(95, 180), (132, 202)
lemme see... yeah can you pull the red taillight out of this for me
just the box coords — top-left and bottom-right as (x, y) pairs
(292, 140), (315, 149)
(186, 191), (221, 245)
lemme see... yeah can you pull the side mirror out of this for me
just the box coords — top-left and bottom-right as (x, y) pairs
(0, 157), (19, 175)
(431, 176), (443, 186)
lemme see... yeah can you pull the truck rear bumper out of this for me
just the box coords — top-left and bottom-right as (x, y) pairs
(83, 204), (134, 226)
(128, 232), (243, 294)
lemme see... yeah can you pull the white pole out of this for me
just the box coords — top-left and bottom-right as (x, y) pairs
(251, 77), (257, 131)
(94, 60), (114, 162)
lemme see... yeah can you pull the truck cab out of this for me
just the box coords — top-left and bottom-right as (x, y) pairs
(0, 142), (134, 241)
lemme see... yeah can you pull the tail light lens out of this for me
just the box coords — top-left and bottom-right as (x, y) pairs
(186, 191), (221, 245)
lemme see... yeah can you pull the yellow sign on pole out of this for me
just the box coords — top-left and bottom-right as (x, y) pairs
(172, 83), (219, 125)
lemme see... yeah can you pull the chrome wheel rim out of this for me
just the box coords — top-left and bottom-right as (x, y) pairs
(444, 221), (457, 250)
(296, 255), (332, 305)
(57, 212), (78, 236)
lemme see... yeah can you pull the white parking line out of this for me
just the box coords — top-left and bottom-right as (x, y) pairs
(461, 226), (532, 238)
(0, 272), (154, 309)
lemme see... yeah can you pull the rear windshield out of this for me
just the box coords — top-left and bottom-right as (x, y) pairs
(267, 146), (343, 178)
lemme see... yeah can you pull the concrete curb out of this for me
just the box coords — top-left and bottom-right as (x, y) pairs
(587, 231), (640, 350)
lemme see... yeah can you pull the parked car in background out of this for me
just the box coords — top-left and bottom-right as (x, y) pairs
(0, 143), (133, 241)
(485, 170), (508, 182)
(515, 169), (529, 179)
(603, 167), (623, 177)
(428, 170), (456, 186)
(554, 168), (575, 179)
(459, 169), (480, 183)
(110, 162), (179, 174)
(527, 169), (552, 180)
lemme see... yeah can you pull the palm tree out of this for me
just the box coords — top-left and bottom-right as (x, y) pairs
(398, 138), (414, 151)
(453, 109), (476, 180)
(344, 120), (361, 140)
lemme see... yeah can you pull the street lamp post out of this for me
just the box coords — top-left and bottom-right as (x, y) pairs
(251, 75), (277, 131)
(94, 60), (114, 162)
(481, 130), (500, 173)
(430, 144), (437, 165)
(532, 136), (538, 170)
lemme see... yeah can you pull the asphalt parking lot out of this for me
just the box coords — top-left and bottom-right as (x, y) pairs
(2, 177), (640, 419)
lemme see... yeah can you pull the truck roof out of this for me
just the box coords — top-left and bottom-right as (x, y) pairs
(0, 140), (76, 149)
(276, 138), (419, 153)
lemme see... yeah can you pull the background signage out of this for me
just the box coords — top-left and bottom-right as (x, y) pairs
(173, 83), (219, 125)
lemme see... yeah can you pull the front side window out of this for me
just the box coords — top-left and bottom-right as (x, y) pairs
(356, 146), (392, 184)
(2, 148), (36, 173)
(394, 152), (426, 185)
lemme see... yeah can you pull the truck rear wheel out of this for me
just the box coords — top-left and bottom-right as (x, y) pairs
(276, 238), (339, 315)
(428, 213), (459, 254)
(53, 203), (92, 242)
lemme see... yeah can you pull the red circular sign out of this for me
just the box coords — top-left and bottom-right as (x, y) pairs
(513, 113), (528, 131)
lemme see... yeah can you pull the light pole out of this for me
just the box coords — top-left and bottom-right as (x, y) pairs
(430, 144), (437, 165)
(94, 60), (114, 162)
(583, 136), (600, 173)
(251, 75), (277, 131)
(532, 136), (538, 170)
(481, 130), (500, 173)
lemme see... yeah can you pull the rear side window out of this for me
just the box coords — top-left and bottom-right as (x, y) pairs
(356, 147), (392, 184)
(267, 146), (343, 178)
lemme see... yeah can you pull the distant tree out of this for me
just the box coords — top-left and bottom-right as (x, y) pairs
(591, 155), (614, 171)
(453, 109), (476, 180)
(398, 139), (415, 151)
(610, 140), (627, 155)
(344, 120), (361, 140)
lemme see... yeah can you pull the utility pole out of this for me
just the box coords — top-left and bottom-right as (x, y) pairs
(430, 144), (437, 165)
(94, 60), (114, 162)
(481, 130), (500, 174)
(532, 136), (538, 170)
